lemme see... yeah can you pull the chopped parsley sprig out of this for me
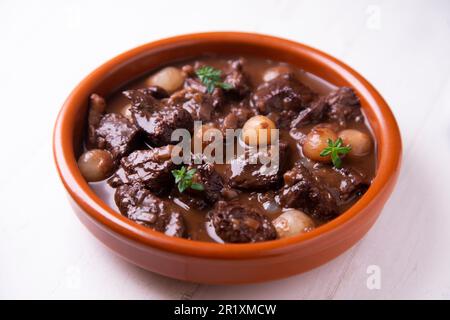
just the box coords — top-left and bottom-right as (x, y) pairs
(172, 166), (204, 193)
(320, 138), (352, 168)
(195, 66), (233, 93)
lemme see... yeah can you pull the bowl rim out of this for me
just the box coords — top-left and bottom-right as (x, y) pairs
(53, 31), (402, 259)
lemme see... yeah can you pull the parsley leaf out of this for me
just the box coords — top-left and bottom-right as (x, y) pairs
(171, 166), (205, 193)
(320, 138), (352, 168)
(195, 66), (233, 93)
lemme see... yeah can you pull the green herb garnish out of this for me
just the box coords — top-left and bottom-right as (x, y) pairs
(320, 138), (352, 168)
(171, 166), (204, 193)
(195, 66), (233, 93)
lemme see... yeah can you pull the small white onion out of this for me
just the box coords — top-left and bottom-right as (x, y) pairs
(273, 209), (315, 238)
(77, 149), (114, 182)
(146, 67), (185, 94)
(338, 129), (372, 158)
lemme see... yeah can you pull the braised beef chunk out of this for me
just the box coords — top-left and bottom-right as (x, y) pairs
(169, 87), (223, 121)
(122, 88), (161, 113)
(223, 59), (251, 98)
(272, 109), (300, 129)
(87, 93), (139, 159)
(108, 146), (177, 194)
(123, 87), (168, 106)
(252, 74), (316, 114)
(327, 87), (363, 126)
(123, 88), (194, 146)
(291, 87), (363, 128)
(139, 107), (194, 146)
(133, 104), (193, 147)
(94, 113), (140, 160)
(182, 65), (226, 114)
(336, 168), (370, 201)
(183, 59), (250, 98)
(308, 165), (370, 202)
(190, 163), (223, 203)
(220, 103), (255, 131)
(115, 183), (185, 237)
(183, 77), (205, 92)
(290, 97), (328, 128)
(229, 142), (289, 190)
(208, 201), (277, 243)
(280, 163), (338, 220)
(171, 163), (224, 210)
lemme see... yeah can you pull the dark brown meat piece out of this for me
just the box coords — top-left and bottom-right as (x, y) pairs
(327, 87), (363, 125)
(123, 88), (194, 146)
(133, 105), (193, 147)
(291, 87), (363, 128)
(123, 87), (169, 106)
(87, 93), (140, 160)
(171, 163), (224, 210)
(290, 97), (328, 128)
(135, 106), (193, 147)
(280, 162), (338, 220)
(115, 183), (185, 237)
(337, 167), (370, 201)
(189, 163), (224, 204)
(108, 146), (177, 195)
(93, 113), (140, 160)
(170, 87), (223, 121)
(184, 59), (250, 99)
(223, 59), (251, 98)
(208, 201), (277, 243)
(251, 74), (316, 114)
(311, 165), (370, 202)
(220, 102), (255, 131)
(183, 77), (209, 93)
(228, 142), (289, 190)
(268, 109), (300, 129)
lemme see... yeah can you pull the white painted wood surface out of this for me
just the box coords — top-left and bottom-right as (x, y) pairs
(1, 0), (449, 299)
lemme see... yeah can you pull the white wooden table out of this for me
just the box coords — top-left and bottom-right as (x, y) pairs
(1, 0), (449, 299)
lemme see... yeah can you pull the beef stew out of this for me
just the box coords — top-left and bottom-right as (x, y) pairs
(78, 55), (376, 243)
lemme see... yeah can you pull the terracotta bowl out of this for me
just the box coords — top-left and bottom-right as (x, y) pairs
(53, 32), (402, 284)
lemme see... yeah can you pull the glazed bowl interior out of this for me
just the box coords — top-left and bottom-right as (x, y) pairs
(54, 32), (401, 259)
